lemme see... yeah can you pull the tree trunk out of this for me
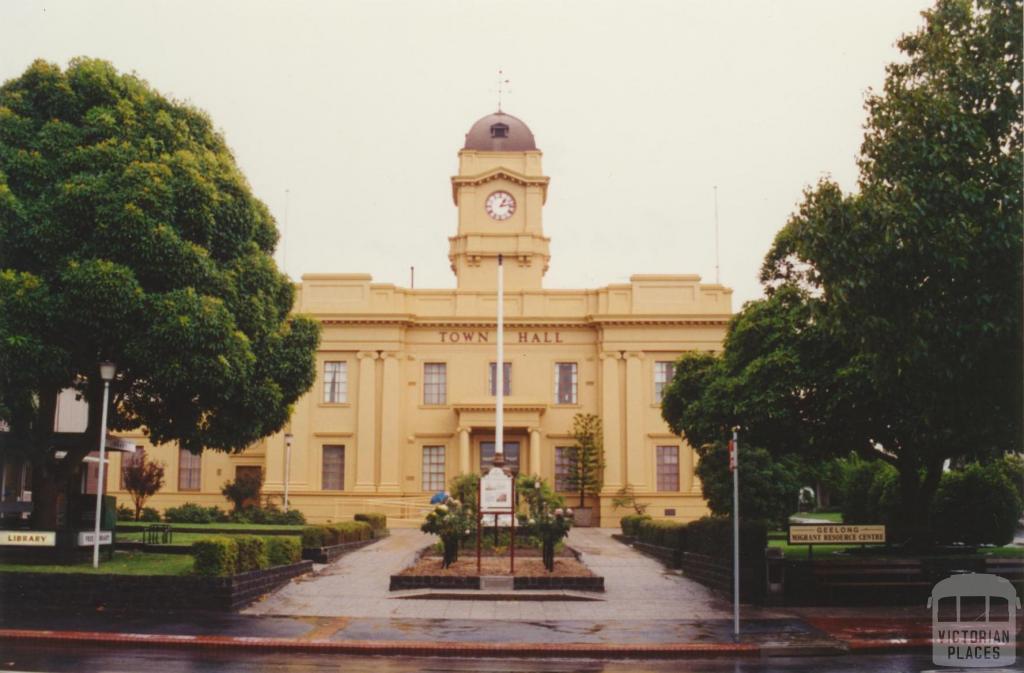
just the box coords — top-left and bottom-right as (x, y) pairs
(896, 455), (944, 549)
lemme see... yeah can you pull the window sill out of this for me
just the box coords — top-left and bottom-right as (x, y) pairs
(552, 403), (581, 408)
(318, 403), (352, 408)
(419, 404), (451, 410)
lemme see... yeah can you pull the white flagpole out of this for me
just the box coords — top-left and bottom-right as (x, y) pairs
(496, 254), (504, 464)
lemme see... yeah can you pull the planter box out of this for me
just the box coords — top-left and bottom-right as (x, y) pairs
(513, 575), (604, 591)
(301, 533), (384, 564)
(0, 560), (313, 612)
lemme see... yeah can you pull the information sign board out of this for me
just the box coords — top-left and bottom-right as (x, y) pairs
(788, 524), (885, 544)
(480, 467), (513, 513)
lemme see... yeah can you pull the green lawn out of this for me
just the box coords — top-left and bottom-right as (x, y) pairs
(118, 531), (302, 546)
(769, 539), (1024, 560)
(0, 552), (193, 575)
(116, 521), (304, 532)
(789, 511), (843, 523)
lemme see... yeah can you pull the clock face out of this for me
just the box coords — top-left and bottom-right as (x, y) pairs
(485, 191), (516, 221)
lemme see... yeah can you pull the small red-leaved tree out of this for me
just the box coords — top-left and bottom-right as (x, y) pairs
(123, 457), (166, 521)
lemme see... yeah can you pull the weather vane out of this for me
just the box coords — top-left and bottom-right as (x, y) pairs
(496, 68), (510, 112)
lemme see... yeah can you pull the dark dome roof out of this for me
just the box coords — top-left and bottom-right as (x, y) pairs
(463, 111), (537, 151)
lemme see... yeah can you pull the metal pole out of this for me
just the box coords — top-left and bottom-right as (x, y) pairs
(732, 427), (740, 642)
(283, 433), (293, 512)
(93, 380), (111, 568)
(496, 254), (504, 464)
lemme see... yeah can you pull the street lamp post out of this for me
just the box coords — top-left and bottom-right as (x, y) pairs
(283, 433), (293, 512)
(93, 361), (116, 569)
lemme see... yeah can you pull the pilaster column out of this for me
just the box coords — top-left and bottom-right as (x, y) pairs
(681, 444), (695, 492)
(458, 427), (471, 474)
(354, 351), (378, 492)
(600, 352), (623, 492)
(529, 427), (542, 479)
(625, 351), (647, 488)
(378, 352), (401, 492)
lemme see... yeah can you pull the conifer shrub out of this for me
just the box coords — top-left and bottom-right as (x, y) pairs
(931, 463), (1023, 546)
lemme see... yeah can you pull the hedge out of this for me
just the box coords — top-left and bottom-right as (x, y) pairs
(624, 516), (768, 561)
(266, 537), (302, 567)
(300, 520), (373, 548)
(354, 512), (387, 531)
(620, 514), (652, 537)
(637, 519), (687, 550)
(192, 537), (238, 576)
(234, 535), (269, 572)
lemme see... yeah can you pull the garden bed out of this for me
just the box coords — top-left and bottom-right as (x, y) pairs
(0, 553), (313, 611)
(391, 556), (604, 592)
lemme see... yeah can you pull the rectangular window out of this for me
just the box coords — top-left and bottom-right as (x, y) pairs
(488, 362), (512, 396)
(480, 441), (520, 474)
(322, 445), (345, 490)
(555, 447), (575, 492)
(654, 361), (676, 402)
(323, 361), (348, 403)
(178, 448), (201, 491)
(554, 362), (578, 404)
(422, 446), (446, 492)
(656, 445), (680, 492)
(423, 363), (447, 405)
(120, 447), (145, 490)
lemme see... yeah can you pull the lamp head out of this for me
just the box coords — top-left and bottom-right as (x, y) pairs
(284, 433), (294, 448)
(99, 361), (117, 382)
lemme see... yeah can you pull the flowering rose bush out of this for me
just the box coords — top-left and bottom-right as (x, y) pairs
(421, 497), (474, 568)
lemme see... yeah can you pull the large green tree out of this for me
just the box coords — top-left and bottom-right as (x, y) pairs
(0, 58), (320, 527)
(664, 0), (1021, 544)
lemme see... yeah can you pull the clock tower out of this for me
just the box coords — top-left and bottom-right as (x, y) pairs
(449, 112), (551, 291)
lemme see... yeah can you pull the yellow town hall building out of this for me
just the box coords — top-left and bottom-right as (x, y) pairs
(109, 111), (733, 527)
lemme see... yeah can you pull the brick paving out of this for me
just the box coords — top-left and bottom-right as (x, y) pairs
(245, 527), (738, 621)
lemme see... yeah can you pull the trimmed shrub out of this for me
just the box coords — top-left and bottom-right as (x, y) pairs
(931, 463), (1024, 546)
(354, 512), (387, 531)
(997, 454), (1024, 503)
(165, 502), (229, 524)
(301, 526), (328, 549)
(686, 516), (767, 560)
(331, 521), (372, 543)
(139, 506), (161, 522)
(266, 537), (302, 567)
(116, 503), (134, 521)
(231, 504), (306, 525)
(234, 535), (269, 572)
(620, 514), (652, 537)
(192, 537), (238, 576)
(636, 519), (687, 551)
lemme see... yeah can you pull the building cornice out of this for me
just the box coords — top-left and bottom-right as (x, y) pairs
(451, 167), (550, 205)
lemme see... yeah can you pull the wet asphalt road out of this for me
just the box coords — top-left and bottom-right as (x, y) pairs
(0, 644), (947, 673)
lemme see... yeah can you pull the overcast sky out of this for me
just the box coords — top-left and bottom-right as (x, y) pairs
(1, 0), (934, 308)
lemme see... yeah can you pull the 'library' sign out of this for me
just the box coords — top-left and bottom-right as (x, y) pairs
(0, 531), (56, 546)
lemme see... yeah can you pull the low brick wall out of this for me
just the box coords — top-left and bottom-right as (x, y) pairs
(781, 556), (1024, 606)
(615, 535), (765, 603)
(514, 575), (604, 592)
(390, 575), (481, 591)
(302, 534), (382, 564)
(0, 560), (313, 612)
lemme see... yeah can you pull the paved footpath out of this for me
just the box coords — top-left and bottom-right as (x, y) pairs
(246, 528), (745, 621)
(0, 528), (945, 658)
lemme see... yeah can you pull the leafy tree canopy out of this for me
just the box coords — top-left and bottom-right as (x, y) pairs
(0, 58), (319, 521)
(663, 0), (1021, 543)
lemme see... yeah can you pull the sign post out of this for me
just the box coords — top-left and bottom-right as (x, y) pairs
(730, 428), (739, 643)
